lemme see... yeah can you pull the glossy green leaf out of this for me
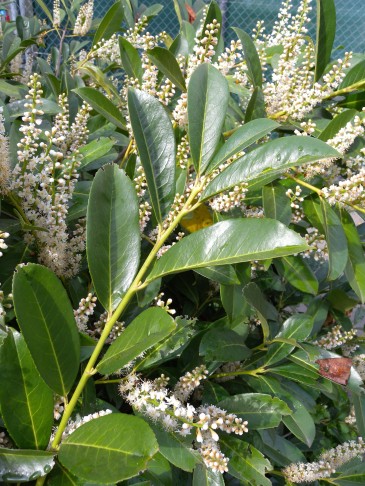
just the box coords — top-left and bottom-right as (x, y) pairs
(339, 59), (365, 90)
(87, 164), (140, 312)
(93, 1), (124, 45)
(47, 462), (106, 486)
(269, 362), (319, 386)
(243, 282), (279, 322)
(319, 109), (358, 141)
(78, 138), (115, 170)
(201, 136), (341, 200)
(59, 414), (158, 483)
(150, 424), (201, 472)
(218, 393), (291, 429)
(244, 86), (266, 122)
(147, 47), (186, 91)
(353, 393), (365, 438)
(258, 430), (306, 466)
(315, 0), (336, 81)
(207, 118), (279, 173)
(195, 265), (240, 285)
(188, 63), (229, 174)
(193, 464), (224, 486)
(128, 88), (176, 222)
(74, 87), (126, 130)
(282, 400), (316, 447)
(146, 218), (308, 282)
(144, 453), (173, 486)
(341, 209), (365, 303)
(119, 37), (143, 83)
(202, 381), (230, 405)
(13, 263), (80, 396)
(0, 329), (53, 449)
(233, 28), (262, 87)
(263, 183), (292, 226)
(97, 307), (176, 374)
(200, 328), (252, 362)
(275, 255), (319, 295)
(265, 315), (313, 367)
(220, 437), (271, 486)
(0, 449), (55, 483)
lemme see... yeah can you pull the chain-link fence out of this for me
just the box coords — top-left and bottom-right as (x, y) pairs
(29, 0), (365, 54)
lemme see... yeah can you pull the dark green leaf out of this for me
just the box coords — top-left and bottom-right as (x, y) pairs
(265, 315), (314, 366)
(244, 86), (266, 122)
(218, 393), (291, 429)
(275, 255), (319, 295)
(13, 264), (80, 396)
(78, 138), (115, 170)
(233, 28), (262, 87)
(194, 265), (240, 285)
(341, 209), (365, 303)
(0, 329), (53, 449)
(119, 37), (143, 83)
(147, 47), (186, 91)
(200, 328), (252, 362)
(188, 63), (229, 174)
(282, 400), (316, 447)
(74, 87), (126, 130)
(319, 109), (358, 141)
(268, 362), (319, 386)
(0, 449), (55, 483)
(87, 164), (140, 312)
(97, 307), (176, 375)
(353, 393), (365, 438)
(201, 136), (340, 200)
(146, 219), (307, 282)
(220, 437), (271, 486)
(128, 88), (176, 222)
(243, 282), (279, 322)
(315, 0), (336, 81)
(93, 1), (124, 45)
(258, 430), (306, 466)
(59, 414), (158, 483)
(202, 381), (230, 405)
(263, 183), (292, 226)
(207, 118), (279, 173)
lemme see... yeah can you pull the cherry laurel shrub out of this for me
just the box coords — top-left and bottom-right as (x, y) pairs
(1, 0), (365, 484)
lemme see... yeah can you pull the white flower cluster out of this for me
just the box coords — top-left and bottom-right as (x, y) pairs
(209, 183), (248, 212)
(119, 368), (248, 473)
(327, 114), (365, 155)
(74, 0), (94, 36)
(86, 311), (124, 343)
(53, 397), (65, 421)
(0, 231), (9, 257)
(283, 437), (365, 483)
(302, 227), (328, 261)
(51, 409), (112, 442)
(74, 293), (97, 332)
(352, 354), (365, 380)
(322, 168), (365, 208)
(286, 186), (304, 222)
(53, 0), (60, 27)
(0, 430), (13, 449)
(9, 75), (91, 278)
(155, 292), (176, 315)
(259, 0), (351, 121)
(174, 364), (208, 401)
(345, 406), (356, 425)
(0, 111), (10, 193)
(313, 324), (357, 350)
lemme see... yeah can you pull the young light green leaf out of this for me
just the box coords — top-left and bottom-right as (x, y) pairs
(315, 0), (336, 81)
(74, 87), (126, 130)
(218, 393), (291, 429)
(93, 1), (124, 46)
(146, 219), (308, 282)
(201, 137), (341, 201)
(220, 437), (272, 486)
(207, 118), (279, 173)
(12, 263), (80, 396)
(97, 307), (176, 375)
(0, 449), (55, 483)
(119, 37), (143, 83)
(265, 315), (314, 367)
(87, 164), (140, 312)
(147, 46), (186, 91)
(58, 414), (158, 483)
(128, 88), (176, 222)
(188, 63), (229, 174)
(0, 329), (53, 449)
(341, 209), (365, 303)
(78, 138), (115, 170)
(233, 28), (262, 87)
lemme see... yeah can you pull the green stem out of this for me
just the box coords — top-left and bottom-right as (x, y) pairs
(35, 476), (46, 486)
(211, 367), (266, 380)
(51, 181), (204, 450)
